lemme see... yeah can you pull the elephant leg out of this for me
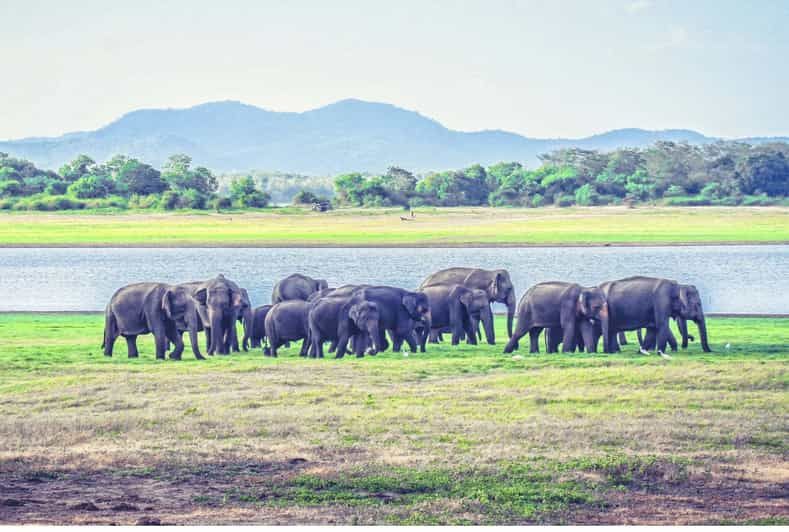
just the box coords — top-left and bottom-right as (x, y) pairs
(104, 331), (117, 357)
(299, 338), (309, 357)
(618, 331), (628, 345)
(677, 317), (690, 348)
(168, 330), (185, 360)
(641, 328), (656, 351)
(529, 327), (541, 353)
(561, 322), (577, 353)
(667, 328), (678, 352)
(428, 329), (440, 343)
(636, 328), (645, 348)
(125, 335), (139, 358)
(503, 311), (531, 354)
(153, 331), (168, 360)
(205, 328), (213, 356)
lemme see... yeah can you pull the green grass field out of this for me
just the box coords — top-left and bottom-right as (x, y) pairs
(1, 313), (786, 524)
(1, 206), (788, 246)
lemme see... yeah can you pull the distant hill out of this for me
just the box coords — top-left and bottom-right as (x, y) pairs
(1, 99), (787, 174)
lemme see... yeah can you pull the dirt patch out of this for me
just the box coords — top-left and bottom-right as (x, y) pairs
(570, 458), (789, 525)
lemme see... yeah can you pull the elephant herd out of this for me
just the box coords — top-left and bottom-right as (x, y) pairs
(101, 268), (710, 361)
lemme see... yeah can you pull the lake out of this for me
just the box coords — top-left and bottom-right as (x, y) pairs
(0, 246), (787, 313)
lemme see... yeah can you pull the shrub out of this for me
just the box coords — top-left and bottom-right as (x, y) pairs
(555, 194), (576, 207)
(67, 174), (115, 198)
(530, 194), (545, 208)
(161, 190), (180, 210)
(664, 195), (712, 206)
(0, 198), (15, 209)
(178, 189), (208, 209)
(663, 184), (685, 197)
(128, 194), (161, 210)
(213, 197), (233, 210)
(741, 194), (776, 206)
(574, 183), (600, 206)
(44, 181), (68, 195)
(0, 179), (23, 197)
(293, 189), (320, 205)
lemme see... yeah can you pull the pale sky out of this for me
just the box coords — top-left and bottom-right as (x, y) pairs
(1, 0), (787, 140)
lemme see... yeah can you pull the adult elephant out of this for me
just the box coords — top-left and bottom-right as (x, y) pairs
(417, 284), (494, 351)
(243, 304), (272, 350)
(181, 274), (243, 355)
(420, 267), (516, 341)
(337, 286), (430, 357)
(309, 295), (383, 358)
(637, 284), (710, 352)
(103, 282), (204, 360)
(503, 281), (609, 354)
(599, 276), (684, 356)
(272, 273), (329, 304)
(264, 300), (311, 357)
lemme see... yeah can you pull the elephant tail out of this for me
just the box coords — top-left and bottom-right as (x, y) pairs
(102, 310), (117, 349)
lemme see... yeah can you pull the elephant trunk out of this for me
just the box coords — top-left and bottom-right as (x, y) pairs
(696, 314), (711, 352)
(480, 305), (495, 345)
(189, 327), (203, 359)
(241, 307), (253, 351)
(209, 313), (224, 355)
(600, 307), (611, 354)
(505, 290), (516, 338)
(367, 322), (382, 354)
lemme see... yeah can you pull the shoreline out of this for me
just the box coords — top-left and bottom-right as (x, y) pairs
(1, 240), (787, 249)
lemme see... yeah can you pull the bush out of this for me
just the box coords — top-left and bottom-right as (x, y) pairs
(67, 174), (115, 198)
(128, 194), (161, 210)
(555, 194), (576, 207)
(161, 190), (180, 210)
(741, 194), (777, 206)
(530, 194), (545, 208)
(664, 195), (712, 206)
(0, 198), (15, 209)
(663, 184), (686, 197)
(178, 189), (208, 209)
(293, 189), (320, 205)
(213, 197), (233, 210)
(574, 183), (600, 206)
(44, 181), (68, 195)
(0, 179), (23, 197)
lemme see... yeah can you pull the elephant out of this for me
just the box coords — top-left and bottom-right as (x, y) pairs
(102, 282), (204, 360)
(636, 284), (710, 352)
(272, 273), (329, 304)
(599, 276), (684, 356)
(420, 267), (516, 341)
(180, 274), (244, 355)
(417, 284), (494, 351)
(244, 304), (272, 350)
(263, 300), (311, 357)
(336, 286), (431, 357)
(503, 281), (610, 354)
(308, 295), (383, 358)
(228, 286), (252, 352)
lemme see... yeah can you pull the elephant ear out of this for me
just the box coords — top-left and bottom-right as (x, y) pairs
(402, 294), (418, 317)
(577, 291), (590, 316)
(457, 287), (474, 309)
(348, 303), (361, 323)
(162, 288), (176, 320)
(194, 287), (208, 305)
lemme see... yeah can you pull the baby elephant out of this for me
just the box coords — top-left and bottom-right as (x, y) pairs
(417, 284), (494, 351)
(264, 300), (311, 357)
(244, 304), (272, 350)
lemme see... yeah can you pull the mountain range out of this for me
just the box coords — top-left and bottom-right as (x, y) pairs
(2, 99), (787, 175)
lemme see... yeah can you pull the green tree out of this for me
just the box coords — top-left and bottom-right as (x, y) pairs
(229, 176), (270, 208)
(116, 159), (167, 195)
(67, 174), (115, 198)
(59, 155), (98, 183)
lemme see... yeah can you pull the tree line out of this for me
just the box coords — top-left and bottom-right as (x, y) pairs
(1, 140), (787, 211)
(334, 141), (789, 208)
(0, 153), (270, 211)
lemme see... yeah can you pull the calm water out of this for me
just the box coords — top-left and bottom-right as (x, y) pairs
(0, 246), (787, 313)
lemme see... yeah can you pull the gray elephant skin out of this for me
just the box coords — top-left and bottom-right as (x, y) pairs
(179, 275), (246, 356)
(417, 284), (494, 351)
(264, 300), (311, 357)
(504, 281), (610, 354)
(336, 286), (430, 356)
(309, 294), (382, 358)
(244, 304), (272, 350)
(103, 282), (204, 360)
(420, 267), (516, 341)
(636, 284), (710, 352)
(272, 273), (329, 303)
(600, 276), (694, 354)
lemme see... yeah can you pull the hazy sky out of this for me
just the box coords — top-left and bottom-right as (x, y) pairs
(1, 0), (787, 140)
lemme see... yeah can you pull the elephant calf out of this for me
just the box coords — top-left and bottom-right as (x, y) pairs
(417, 284), (494, 351)
(309, 295), (382, 358)
(264, 300), (311, 357)
(244, 304), (272, 350)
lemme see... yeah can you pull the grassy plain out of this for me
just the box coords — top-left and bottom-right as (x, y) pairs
(1, 206), (788, 246)
(0, 313), (786, 524)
